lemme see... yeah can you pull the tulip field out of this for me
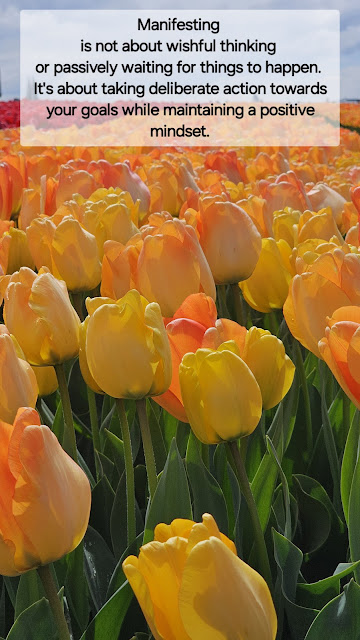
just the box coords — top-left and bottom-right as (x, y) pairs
(1, 100), (360, 640)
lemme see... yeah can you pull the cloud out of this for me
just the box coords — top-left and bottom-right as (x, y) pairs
(0, 2), (359, 99)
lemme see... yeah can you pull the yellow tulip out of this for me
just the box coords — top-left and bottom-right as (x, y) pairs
(27, 215), (101, 292)
(0, 227), (35, 275)
(242, 327), (295, 410)
(32, 365), (58, 396)
(82, 187), (139, 257)
(123, 513), (277, 640)
(240, 238), (294, 313)
(84, 290), (171, 399)
(2, 267), (80, 365)
(179, 341), (262, 444)
(0, 407), (91, 576)
(78, 317), (103, 394)
(0, 326), (38, 423)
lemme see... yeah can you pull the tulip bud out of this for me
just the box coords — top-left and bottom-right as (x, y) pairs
(2, 267), (81, 365)
(0, 407), (91, 576)
(179, 341), (262, 444)
(154, 293), (218, 422)
(0, 326), (38, 423)
(32, 365), (58, 397)
(240, 238), (294, 313)
(241, 327), (295, 410)
(186, 199), (262, 284)
(27, 215), (101, 292)
(84, 290), (171, 399)
(123, 513), (277, 640)
(284, 250), (360, 356)
(318, 306), (360, 409)
(101, 214), (216, 317)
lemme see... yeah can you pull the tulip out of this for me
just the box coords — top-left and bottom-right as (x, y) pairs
(2, 267), (80, 365)
(0, 407), (91, 576)
(284, 250), (360, 356)
(202, 322), (295, 410)
(154, 293), (218, 421)
(297, 208), (343, 244)
(123, 513), (277, 640)
(101, 214), (216, 317)
(81, 187), (139, 257)
(272, 208), (300, 248)
(32, 365), (58, 397)
(84, 289), (171, 399)
(184, 199), (262, 284)
(179, 341), (262, 444)
(318, 306), (360, 408)
(240, 238), (294, 313)
(241, 327), (295, 410)
(0, 326), (38, 423)
(26, 215), (101, 292)
(306, 183), (347, 226)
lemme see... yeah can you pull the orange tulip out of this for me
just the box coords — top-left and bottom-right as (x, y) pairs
(0, 326), (38, 422)
(183, 198), (262, 284)
(2, 267), (80, 365)
(154, 293), (218, 421)
(284, 249), (360, 356)
(101, 214), (216, 317)
(0, 407), (91, 576)
(319, 306), (360, 408)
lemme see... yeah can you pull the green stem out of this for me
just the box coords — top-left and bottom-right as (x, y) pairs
(294, 341), (313, 458)
(71, 292), (84, 320)
(55, 364), (77, 462)
(217, 284), (230, 319)
(136, 398), (157, 501)
(230, 283), (244, 325)
(343, 390), (351, 446)
(37, 565), (70, 640)
(227, 440), (273, 592)
(116, 399), (136, 545)
(87, 386), (102, 480)
(269, 310), (279, 336)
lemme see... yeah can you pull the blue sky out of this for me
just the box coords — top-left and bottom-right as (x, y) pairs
(1, 0), (359, 100)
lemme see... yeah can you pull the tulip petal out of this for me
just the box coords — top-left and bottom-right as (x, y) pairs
(11, 425), (91, 569)
(179, 537), (277, 640)
(122, 555), (164, 640)
(136, 538), (191, 640)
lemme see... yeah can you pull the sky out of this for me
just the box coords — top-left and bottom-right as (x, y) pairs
(1, 0), (359, 100)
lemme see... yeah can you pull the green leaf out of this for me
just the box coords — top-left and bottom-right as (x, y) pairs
(304, 580), (360, 639)
(186, 432), (228, 534)
(348, 417), (360, 583)
(297, 561), (360, 610)
(143, 438), (192, 543)
(65, 542), (90, 634)
(293, 476), (332, 554)
(110, 473), (143, 559)
(90, 476), (115, 548)
(6, 598), (56, 640)
(273, 530), (317, 640)
(320, 364), (342, 515)
(266, 436), (291, 540)
(252, 404), (284, 532)
(80, 581), (133, 640)
(107, 533), (143, 599)
(147, 400), (167, 470)
(84, 527), (116, 612)
(14, 571), (45, 619)
(341, 410), (360, 525)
